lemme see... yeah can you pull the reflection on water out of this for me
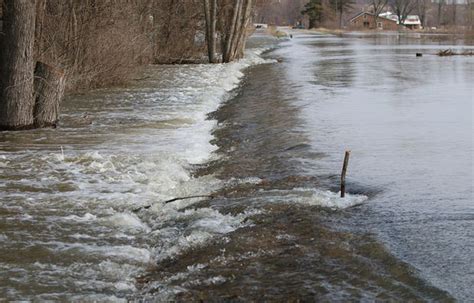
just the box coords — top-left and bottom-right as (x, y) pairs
(277, 32), (473, 301)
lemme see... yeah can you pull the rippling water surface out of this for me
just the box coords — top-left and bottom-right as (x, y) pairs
(278, 32), (473, 301)
(0, 32), (472, 301)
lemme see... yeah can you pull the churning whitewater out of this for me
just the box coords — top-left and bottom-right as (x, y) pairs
(0, 43), (368, 300)
(0, 47), (270, 300)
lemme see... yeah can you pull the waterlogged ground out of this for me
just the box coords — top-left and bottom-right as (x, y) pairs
(0, 32), (472, 301)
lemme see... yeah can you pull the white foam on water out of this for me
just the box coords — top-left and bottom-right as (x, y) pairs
(0, 48), (275, 300)
(262, 188), (368, 209)
(147, 207), (262, 262)
(64, 213), (97, 222)
(100, 213), (151, 234)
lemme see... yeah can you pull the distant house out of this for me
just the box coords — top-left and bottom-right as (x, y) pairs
(402, 15), (422, 30)
(349, 11), (422, 30)
(349, 12), (398, 30)
(379, 12), (422, 30)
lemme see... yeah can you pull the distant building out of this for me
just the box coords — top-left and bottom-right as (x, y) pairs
(379, 12), (422, 29)
(403, 15), (422, 30)
(349, 11), (422, 30)
(349, 12), (398, 30)
(378, 12), (398, 22)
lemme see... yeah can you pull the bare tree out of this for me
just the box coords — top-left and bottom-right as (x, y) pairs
(1, 0), (258, 131)
(202, 0), (254, 63)
(372, 0), (389, 27)
(330, 0), (355, 28)
(390, 0), (417, 25)
(436, 0), (445, 26)
(415, 0), (429, 27)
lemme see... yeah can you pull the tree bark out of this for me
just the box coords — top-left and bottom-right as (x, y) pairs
(34, 0), (46, 60)
(209, 0), (217, 63)
(33, 62), (65, 128)
(229, 0), (245, 60)
(203, 0), (211, 55)
(232, 0), (253, 60)
(224, 0), (254, 63)
(0, 0), (36, 130)
(223, 0), (242, 63)
(203, 0), (218, 63)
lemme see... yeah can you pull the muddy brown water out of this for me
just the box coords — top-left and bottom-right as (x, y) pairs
(0, 32), (472, 301)
(139, 48), (455, 301)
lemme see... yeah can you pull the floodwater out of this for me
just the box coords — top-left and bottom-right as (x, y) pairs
(0, 31), (472, 301)
(277, 32), (473, 301)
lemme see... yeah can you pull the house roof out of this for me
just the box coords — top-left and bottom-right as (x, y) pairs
(403, 15), (421, 25)
(349, 11), (397, 23)
(349, 11), (373, 22)
(378, 12), (421, 25)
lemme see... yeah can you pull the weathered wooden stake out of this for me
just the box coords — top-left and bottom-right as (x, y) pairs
(340, 150), (351, 198)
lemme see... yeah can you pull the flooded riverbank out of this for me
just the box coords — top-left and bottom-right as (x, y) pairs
(0, 32), (472, 301)
(0, 47), (274, 300)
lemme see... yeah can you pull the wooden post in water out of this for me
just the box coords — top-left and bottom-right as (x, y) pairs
(340, 151), (351, 198)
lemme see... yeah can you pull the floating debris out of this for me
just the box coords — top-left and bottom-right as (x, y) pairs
(438, 49), (474, 56)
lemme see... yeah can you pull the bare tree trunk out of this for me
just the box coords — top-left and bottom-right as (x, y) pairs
(0, 0), (36, 131)
(209, 0), (217, 63)
(35, 0), (46, 60)
(223, 0), (243, 63)
(232, 0), (253, 60)
(203, 0), (211, 58)
(452, 3), (456, 27)
(229, 0), (245, 60)
(223, 0), (254, 63)
(203, 0), (218, 63)
(33, 62), (65, 128)
(438, 1), (444, 27)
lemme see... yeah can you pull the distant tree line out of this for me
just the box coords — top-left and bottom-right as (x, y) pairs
(254, 0), (472, 29)
(301, 0), (473, 29)
(0, 0), (257, 131)
(254, 0), (308, 25)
